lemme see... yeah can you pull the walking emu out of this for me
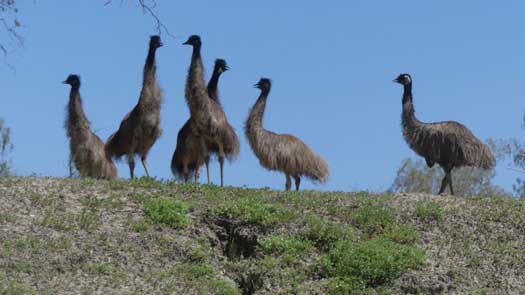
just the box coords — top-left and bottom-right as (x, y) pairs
(183, 35), (239, 186)
(245, 78), (329, 191)
(106, 36), (163, 179)
(63, 74), (117, 179)
(171, 59), (230, 183)
(394, 73), (495, 195)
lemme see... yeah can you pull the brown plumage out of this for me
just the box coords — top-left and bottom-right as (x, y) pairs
(170, 59), (230, 183)
(182, 35), (239, 187)
(394, 73), (495, 195)
(245, 78), (329, 191)
(106, 36), (163, 179)
(63, 74), (117, 179)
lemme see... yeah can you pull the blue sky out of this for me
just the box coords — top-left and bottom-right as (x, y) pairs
(1, 1), (524, 192)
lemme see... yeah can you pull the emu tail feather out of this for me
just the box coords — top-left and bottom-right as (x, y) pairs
(301, 150), (329, 184)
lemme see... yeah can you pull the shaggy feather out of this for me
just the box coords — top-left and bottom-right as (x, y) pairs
(106, 36), (163, 178)
(245, 79), (329, 190)
(183, 36), (239, 186)
(170, 119), (206, 182)
(64, 75), (117, 179)
(396, 73), (495, 194)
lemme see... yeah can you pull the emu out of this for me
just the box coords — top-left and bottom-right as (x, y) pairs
(183, 35), (239, 187)
(63, 74), (117, 179)
(171, 59), (230, 183)
(106, 36), (163, 179)
(245, 78), (329, 191)
(394, 73), (495, 195)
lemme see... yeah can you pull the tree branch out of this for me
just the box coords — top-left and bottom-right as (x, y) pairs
(105, 0), (174, 38)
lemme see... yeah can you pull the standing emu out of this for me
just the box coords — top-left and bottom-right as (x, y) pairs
(171, 59), (230, 183)
(245, 78), (329, 191)
(182, 35), (239, 187)
(106, 36), (163, 179)
(63, 74), (117, 179)
(394, 73), (495, 195)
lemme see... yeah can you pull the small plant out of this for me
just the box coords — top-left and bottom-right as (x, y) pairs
(128, 218), (151, 232)
(326, 238), (424, 290)
(384, 225), (420, 245)
(352, 202), (394, 237)
(415, 201), (444, 222)
(214, 197), (295, 227)
(301, 216), (356, 250)
(144, 198), (191, 228)
(259, 235), (314, 265)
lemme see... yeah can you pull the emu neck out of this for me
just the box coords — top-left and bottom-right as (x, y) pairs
(185, 45), (208, 113)
(67, 86), (90, 137)
(247, 89), (270, 132)
(401, 83), (418, 126)
(138, 46), (161, 107)
(144, 46), (157, 83)
(207, 70), (222, 104)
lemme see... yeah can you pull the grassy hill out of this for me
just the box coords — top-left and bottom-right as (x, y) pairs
(0, 177), (524, 294)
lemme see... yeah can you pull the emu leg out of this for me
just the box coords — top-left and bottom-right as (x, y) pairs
(218, 144), (225, 187)
(285, 174), (292, 191)
(141, 156), (150, 178)
(448, 170), (455, 195)
(438, 173), (449, 195)
(205, 156), (210, 185)
(128, 156), (135, 179)
(219, 156), (225, 187)
(194, 168), (200, 183)
(293, 175), (301, 191)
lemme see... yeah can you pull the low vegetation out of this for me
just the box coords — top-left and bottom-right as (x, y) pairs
(1, 177), (525, 294)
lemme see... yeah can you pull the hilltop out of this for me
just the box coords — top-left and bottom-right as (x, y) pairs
(0, 177), (524, 294)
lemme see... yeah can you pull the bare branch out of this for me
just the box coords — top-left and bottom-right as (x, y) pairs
(105, 0), (174, 38)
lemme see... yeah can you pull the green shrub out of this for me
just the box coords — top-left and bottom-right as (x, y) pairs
(326, 238), (424, 288)
(415, 201), (443, 222)
(144, 198), (190, 228)
(259, 235), (314, 265)
(214, 198), (294, 227)
(301, 216), (355, 250)
(352, 203), (394, 236)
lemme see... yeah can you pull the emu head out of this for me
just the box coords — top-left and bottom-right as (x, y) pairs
(149, 35), (163, 49)
(182, 35), (201, 47)
(63, 74), (81, 87)
(254, 78), (271, 92)
(394, 73), (412, 86)
(214, 59), (229, 74)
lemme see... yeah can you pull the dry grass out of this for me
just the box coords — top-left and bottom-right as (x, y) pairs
(0, 177), (524, 294)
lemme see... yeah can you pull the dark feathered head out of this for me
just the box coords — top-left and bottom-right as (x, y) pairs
(254, 78), (271, 91)
(63, 74), (81, 87)
(182, 35), (201, 47)
(214, 59), (229, 74)
(150, 35), (163, 49)
(393, 73), (412, 86)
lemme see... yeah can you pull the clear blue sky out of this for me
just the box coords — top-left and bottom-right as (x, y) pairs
(1, 1), (524, 192)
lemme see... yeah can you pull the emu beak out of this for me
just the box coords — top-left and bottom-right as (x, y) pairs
(62, 80), (67, 84)
(253, 83), (259, 88)
(182, 40), (189, 45)
(159, 41), (164, 47)
(224, 65), (230, 71)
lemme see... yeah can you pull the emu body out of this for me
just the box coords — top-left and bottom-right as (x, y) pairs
(183, 36), (239, 186)
(63, 75), (117, 180)
(245, 78), (329, 191)
(395, 73), (495, 195)
(106, 36), (163, 179)
(171, 59), (231, 183)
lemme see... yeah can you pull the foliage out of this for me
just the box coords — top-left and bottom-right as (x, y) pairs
(415, 201), (444, 222)
(143, 198), (191, 228)
(213, 197), (295, 227)
(390, 157), (506, 197)
(326, 237), (425, 290)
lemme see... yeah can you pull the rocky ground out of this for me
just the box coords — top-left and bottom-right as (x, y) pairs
(0, 177), (524, 294)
